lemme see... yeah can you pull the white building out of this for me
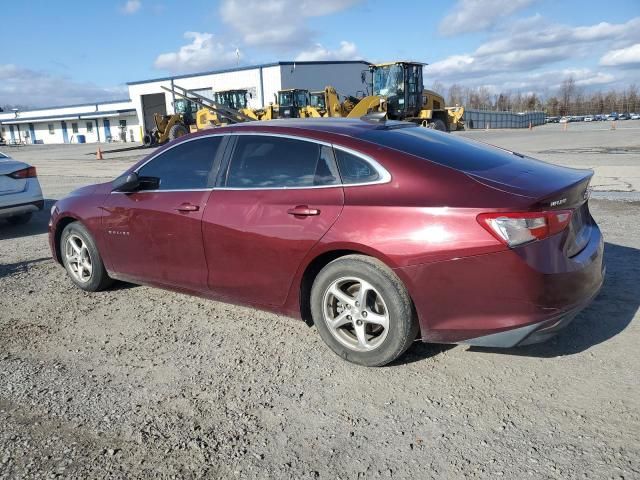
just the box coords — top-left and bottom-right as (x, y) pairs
(0, 61), (371, 145)
(0, 100), (139, 145)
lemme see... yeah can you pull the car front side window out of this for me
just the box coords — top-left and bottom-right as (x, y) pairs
(137, 136), (222, 190)
(225, 135), (340, 189)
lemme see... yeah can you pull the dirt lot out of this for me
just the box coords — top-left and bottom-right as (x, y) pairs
(1, 122), (639, 479)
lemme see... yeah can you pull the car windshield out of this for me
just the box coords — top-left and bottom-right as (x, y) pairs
(295, 91), (309, 107)
(232, 92), (247, 109)
(310, 93), (325, 109)
(279, 91), (294, 107)
(0, 152), (7, 158)
(373, 64), (404, 96)
(174, 99), (195, 114)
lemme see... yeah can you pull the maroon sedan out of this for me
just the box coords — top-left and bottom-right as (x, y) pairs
(49, 118), (604, 366)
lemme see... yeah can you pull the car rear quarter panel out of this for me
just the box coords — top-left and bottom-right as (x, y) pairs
(280, 137), (532, 319)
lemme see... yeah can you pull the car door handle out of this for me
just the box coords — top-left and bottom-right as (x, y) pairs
(287, 205), (320, 216)
(175, 203), (200, 212)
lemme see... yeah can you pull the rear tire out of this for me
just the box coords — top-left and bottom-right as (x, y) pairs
(60, 222), (113, 292)
(6, 212), (32, 225)
(168, 123), (188, 141)
(428, 119), (447, 131)
(310, 255), (419, 367)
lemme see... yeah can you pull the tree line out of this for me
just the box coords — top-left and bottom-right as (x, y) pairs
(433, 76), (639, 116)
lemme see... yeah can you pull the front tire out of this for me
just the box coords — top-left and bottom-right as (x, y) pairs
(311, 255), (419, 367)
(60, 222), (113, 292)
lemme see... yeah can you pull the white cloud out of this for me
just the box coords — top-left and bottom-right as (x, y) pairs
(295, 41), (360, 61)
(153, 32), (241, 73)
(427, 16), (640, 89)
(120, 0), (141, 14)
(220, 0), (361, 48)
(0, 64), (126, 108)
(600, 43), (640, 67)
(439, 0), (535, 36)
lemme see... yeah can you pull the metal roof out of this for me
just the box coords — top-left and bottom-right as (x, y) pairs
(126, 60), (371, 86)
(0, 98), (132, 115)
(0, 109), (136, 125)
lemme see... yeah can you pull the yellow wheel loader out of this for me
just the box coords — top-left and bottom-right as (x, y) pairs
(277, 89), (314, 118)
(143, 97), (195, 146)
(309, 86), (385, 118)
(368, 61), (464, 131)
(161, 85), (259, 133)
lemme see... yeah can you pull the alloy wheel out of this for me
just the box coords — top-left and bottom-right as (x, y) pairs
(322, 276), (390, 352)
(65, 234), (93, 283)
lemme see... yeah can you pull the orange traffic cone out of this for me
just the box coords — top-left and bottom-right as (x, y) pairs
(96, 147), (103, 160)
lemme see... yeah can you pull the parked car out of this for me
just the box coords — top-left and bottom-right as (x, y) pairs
(618, 113), (630, 120)
(584, 115), (594, 122)
(631, 113), (640, 120)
(545, 116), (560, 123)
(48, 119), (605, 366)
(607, 113), (618, 121)
(0, 151), (44, 225)
(559, 116), (570, 123)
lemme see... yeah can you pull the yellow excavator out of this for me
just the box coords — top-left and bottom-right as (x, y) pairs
(367, 61), (464, 131)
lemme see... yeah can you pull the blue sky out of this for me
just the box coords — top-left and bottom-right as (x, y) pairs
(1, 0), (639, 106)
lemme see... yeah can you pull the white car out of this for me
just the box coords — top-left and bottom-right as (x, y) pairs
(584, 115), (594, 122)
(0, 151), (44, 225)
(631, 113), (640, 120)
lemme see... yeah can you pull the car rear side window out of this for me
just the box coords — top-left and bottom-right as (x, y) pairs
(225, 135), (340, 188)
(334, 149), (380, 184)
(137, 136), (221, 190)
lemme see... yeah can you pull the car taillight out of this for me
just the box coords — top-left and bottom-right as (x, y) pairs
(477, 210), (573, 247)
(8, 166), (37, 179)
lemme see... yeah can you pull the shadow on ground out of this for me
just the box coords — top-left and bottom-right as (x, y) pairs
(0, 199), (55, 241)
(0, 257), (50, 279)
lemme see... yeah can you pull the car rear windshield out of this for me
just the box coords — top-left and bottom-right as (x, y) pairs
(358, 126), (517, 173)
(0, 152), (7, 159)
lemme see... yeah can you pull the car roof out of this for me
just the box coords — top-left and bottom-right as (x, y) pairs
(221, 117), (415, 137)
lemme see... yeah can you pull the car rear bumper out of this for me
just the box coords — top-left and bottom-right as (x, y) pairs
(0, 178), (44, 218)
(456, 277), (603, 347)
(0, 199), (44, 218)
(397, 220), (605, 347)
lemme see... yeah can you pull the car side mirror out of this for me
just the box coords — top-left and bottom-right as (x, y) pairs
(112, 172), (140, 192)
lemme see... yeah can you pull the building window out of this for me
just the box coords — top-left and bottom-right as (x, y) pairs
(119, 119), (127, 127)
(71, 122), (79, 133)
(86, 122), (93, 133)
(48, 124), (55, 134)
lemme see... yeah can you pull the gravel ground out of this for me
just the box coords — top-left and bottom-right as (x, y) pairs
(1, 125), (639, 479)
